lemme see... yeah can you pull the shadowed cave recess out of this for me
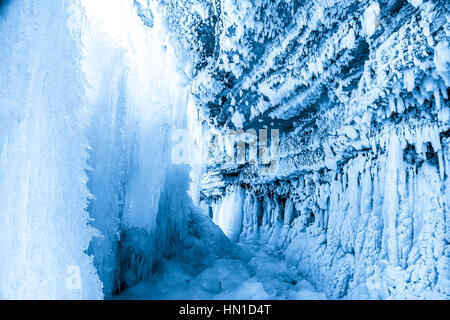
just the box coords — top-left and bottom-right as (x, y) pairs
(0, 0), (449, 300)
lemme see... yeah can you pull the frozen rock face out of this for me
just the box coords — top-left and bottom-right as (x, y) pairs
(162, 0), (450, 298)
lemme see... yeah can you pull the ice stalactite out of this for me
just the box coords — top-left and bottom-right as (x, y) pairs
(82, 36), (129, 298)
(382, 132), (403, 267)
(212, 187), (244, 242)
(208, 143), (448, 299)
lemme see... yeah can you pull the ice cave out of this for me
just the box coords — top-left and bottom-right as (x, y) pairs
(0, 0), (449, 300)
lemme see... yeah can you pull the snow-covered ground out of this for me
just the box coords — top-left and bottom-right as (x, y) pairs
(116, 243), (325, 300)
(116, 211), (325, 300)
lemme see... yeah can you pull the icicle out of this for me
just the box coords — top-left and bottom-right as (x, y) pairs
(213, 187), (244, 241)
(396, 95), (405, 114)
(415, 126), (424, 157)
(438, 150), (444, 180)
(404, 69), (415, 92)
(382, 132), (402, 266)
(434, 90), (441, 111)
(284, 198), (294, 225)
(388, 95), (396, 117)
(371, 137), (377, 154)
(430, 125), (441, 153)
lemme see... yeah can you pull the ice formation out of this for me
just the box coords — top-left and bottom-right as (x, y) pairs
(0, 0), (103, 299)
(0, 0), (449, 300)
(166, 0), (450, 299)
(0, 0), (192, 299)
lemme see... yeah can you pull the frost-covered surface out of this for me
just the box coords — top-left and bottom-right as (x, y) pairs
(166, 0), (450, 299)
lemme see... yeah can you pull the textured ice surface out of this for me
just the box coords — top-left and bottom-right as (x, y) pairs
(81, 0), (193, 297)
(0, 0), (193, 299)
(0, 0), (103, 299)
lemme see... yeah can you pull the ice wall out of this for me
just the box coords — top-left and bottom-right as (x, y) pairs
(81, 0), (193, 296)
(0, 0), (194, 299)
(82, 36), (129, 298)
(0, 0), (103, 299)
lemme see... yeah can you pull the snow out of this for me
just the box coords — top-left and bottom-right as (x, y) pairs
(407, 0), (423, 8)
(116, 211), (325, 300)
(362, 2), (380, 38)
(434, 40), (450, 86)
(231, 111), (245, 129)
(341, 28), (356, 50)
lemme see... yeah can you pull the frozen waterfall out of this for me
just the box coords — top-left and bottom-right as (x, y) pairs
(0, 0), (193, 299)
